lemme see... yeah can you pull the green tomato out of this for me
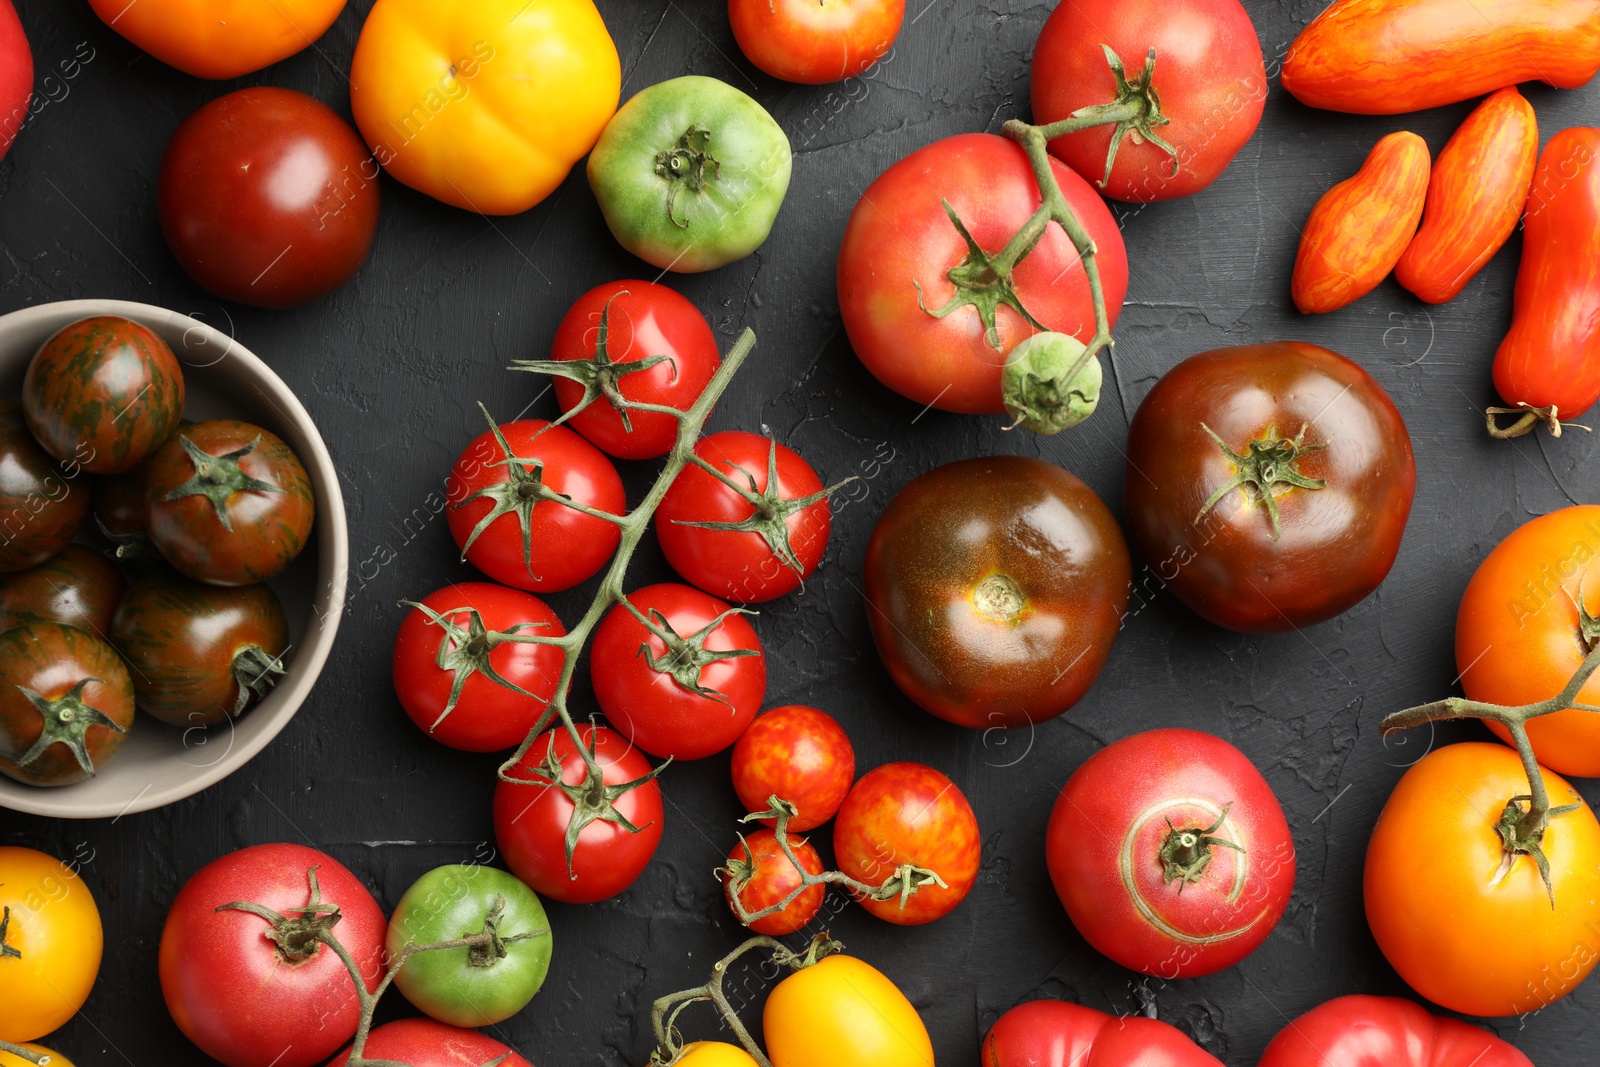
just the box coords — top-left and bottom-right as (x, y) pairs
(1001, 331), (1102, 435)
(387, 864), (553, 1028)
(587, 75), (792, 273)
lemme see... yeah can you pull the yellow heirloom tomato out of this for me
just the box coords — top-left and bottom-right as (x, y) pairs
(350, 0), (621, 215)
(87, 0), (346, 80)
(675, 1043), (761, 1067)
(0, 1044), (74, 1067)
(0, 847), (103, 1044)
(763, 955), (934, 1067)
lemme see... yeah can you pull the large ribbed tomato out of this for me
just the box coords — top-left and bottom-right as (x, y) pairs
(1258, 995), (1533, 1067)
(984, 1000), (1223, 1067)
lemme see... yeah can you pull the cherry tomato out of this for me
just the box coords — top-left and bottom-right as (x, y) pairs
(721, 828), (826, 936)
(731, 705), (855, 831)
(0, 622), (134, 787)
(330, 1019), (534, 1067)
(0, 846), (102, 1044)
(0, 403), (87, 573)
(764, 954), (933, 1067)
(93, 457), (158, 560)
(1258, 995), (1533, 1067)
(983, 1000), (1224, 1067)
(728, 0), (903, 85)
(0, 545), (125, 636)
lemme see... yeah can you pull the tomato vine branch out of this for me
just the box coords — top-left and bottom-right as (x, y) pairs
(0, 1040), (47, 1066)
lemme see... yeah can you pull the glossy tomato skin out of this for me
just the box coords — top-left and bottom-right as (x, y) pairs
(0, 544), (124, 635)
(1257, 994), (1533, 1067)
(493, 724), (663, 904)
(833, 762), (980, 924)
(446, 418), (623, 592)
(864, 456), (1130, 729)
(329, 1018), (534, 1067)
(838, 133), (1128, 414)
(676, 1044), (761, 1067)
(983, 1000), (1224, 1067)
(729, 0), (903, 84)
(0, 404), (88, 573)
(731, 705), (855, 831)
(1047, 728), (1295, 978)
(0, 623), (135, 787)
(87, 0), (345, 79)
(590, 583), (766, 759)
(160, 843), (386, 1067)
(722, 828), (826, 936)
(1124, 343), (1415, 633)
(1365, 743), (1600, 1016)
(1032, 0), (1265, 201)
(0, 847), (103, 1044)
(657, 431), (830, 603)
(764, 955), (933, 1067)
(550, 280), (720, 459)
(0, 0), (30, 163)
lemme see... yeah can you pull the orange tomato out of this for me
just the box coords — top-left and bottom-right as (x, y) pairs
(0, 847), (103, 1043)
(763, 955), (934, 1067)
(0, 1045), (75, 1067)
(86, 0), (346, 80)
(676, 1043), (761, 1067)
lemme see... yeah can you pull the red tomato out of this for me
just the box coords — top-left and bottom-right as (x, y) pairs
(731, 705), (855, 831)
(493, 723), (663, 904)
(447, 417), (624, 592)
(1258, 995), (1533, 1067)
(983, 1000), (1223, 1067)
(158, 87), (379, 309)
(392, 582), (567, 752)
(158, 843), (386, 1067)
(833, 762), (980, 925)
(721, 828), (826, 936)
(838, 132), (1128, 414)
(330, 1018), (533, 1067)
(1047, 728), (1295, 978)
(1031, 0), (1266, 202)
(657, 431), (832, 603)
(0, 0), (31, 162)
(728, 0), (903, 84)
(546, 280), (720, 460)
(590, 583), (766, 760)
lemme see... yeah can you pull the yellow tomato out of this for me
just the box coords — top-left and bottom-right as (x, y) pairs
(763, 955), (934, 1067)
(0, 848), (103, 1043)
(87, 0), (346, 80)
(350, 0), (621, 215)
(0, 1044), (74, 1067)
(675, 1042), (760, 1067)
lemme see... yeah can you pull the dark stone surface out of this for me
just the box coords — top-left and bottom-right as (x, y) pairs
(2, 0), (1596, 1064)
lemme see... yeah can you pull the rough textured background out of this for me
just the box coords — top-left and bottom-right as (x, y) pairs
(3, 0), (1596, 1064)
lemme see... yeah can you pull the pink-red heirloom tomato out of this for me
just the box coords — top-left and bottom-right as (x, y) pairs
(1124, 343), (1415, 633)
(159, 843), (386, 1067)
(545, 280), (720, 460)
(0, 623), (135, 787)
(1258, 995), (1534, 1067)
(493, 724), (663, 904)
(393, 582), (566, 752)
(1031, 0), (1266, 202)
(721, 828), (826, 936)
(590, 583), (766, 759)
(0, 405), (87, 572)
(983, 1000), (1224, 1067)
(657, 431), (832, 603)
(0, 0), (31, 162)
(833, 762), (980, 925)
(0, 545), (125, 635)
(1047, 728), (1294, 978)
(87, 0), (346, 80)
(731, 705), (855, 831)
(159, 88), (379, 309)
(838, 133), (1128, 414)
(447, 418), (623, 592)
(864, 456), (1130, 729)
(330, 1019), (534, 1067)
(728, 0), (904, 84)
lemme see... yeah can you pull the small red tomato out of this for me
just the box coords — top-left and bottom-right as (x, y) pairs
(722, 828), (826, 936)
(0, 545), (125, 635)
(731, 705), (855, 831)
(833, 762), (980, 925)
(330, 1019), (534, 1067)
(0, 403), (87, 573)
(0, 622), (135, 787)
(728, 0), (903, 84)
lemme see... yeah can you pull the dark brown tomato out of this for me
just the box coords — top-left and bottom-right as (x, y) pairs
(1123, 343), (1415, 633)
(92, 461), (159, 561)
(0, 621), (135, 786)
(23, 316), (185, 474)
(144, 420), (315, 586)
(0, 403), (88, 572)
(863, 456), (1131, 729)
(112, 569), (290, 728)
(0, 545), (126, 635)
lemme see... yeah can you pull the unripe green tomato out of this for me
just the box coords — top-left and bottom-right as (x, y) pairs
(1002, 331), (1102, 434)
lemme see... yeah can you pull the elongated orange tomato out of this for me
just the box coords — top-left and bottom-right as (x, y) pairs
(1283, 0), (1600, 114)
(1291, 131), (1429, 314)
(1395, 88), (1536, 304)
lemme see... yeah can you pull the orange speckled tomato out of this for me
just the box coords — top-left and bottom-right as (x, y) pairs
(764, 955), (933, 1067)
(731, 705), (855, 831)
(0, 846), (103, 1044)
(728, 0), (903, 85)
(721, 828), (826, 936)
(87, 0), (346, 80)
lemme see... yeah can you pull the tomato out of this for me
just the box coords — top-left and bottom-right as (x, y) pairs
(838, 133), (1128, 414)
(1292, 132), (1430, 314)
(111, 569), (289, 728)
(329, 1018), (534, 1067)
(1031, 0), (1265, 202)
(392, 583), (566, 752)
(144, 420), (315, 587)
(1283, 0), (1600, 114)
(87, 0), (345, 79)
(493, 724), (663, 904)
(590, 583), (766, 760)
(983, 1000), (1223, 1067)
(1123, 343), (1415, 633)
(0, 545), (123, 636)
(0, 1046), (72, 1067)
(543, 280), (720, 460)
(833, 762), (979, 925)
(864, 455), (1129, 729)
(1365, 742), (1600, 1016)
(159, 88), (379, 309)
(351, 0), (619, 215)
(23, 316), (184, 476)
(721, 828), (826, 936)
(0, 847), (102, 1044)
(0, 0), (30, 162)
(731, 705), (855, 831)
(387, 864), (552, 1028)
(657, 431), (832, 603)
(1257, 995), (1534, 1067)
(1046, 728), (1295, 978)
(0, 404), (87, 574)
(728, 0), (903, 85)
(0, 623), (134, 787)
(764, 955), (933, 1067)
(446, 417), (623, 593)
(589, 76), (792, 273)
(93, 453), (162, 560)
(159, 843), (386, 1067)
(675, 1044), (760, 1067)
(1395, 88), (1537, 305)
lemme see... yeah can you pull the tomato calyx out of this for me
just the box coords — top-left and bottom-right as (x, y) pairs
(93, 513), (158, 561)
(626, 600), (760, 703)
(215, 866), (342, 966)
(1495, 794), (1583, 905)
(159, 433), (286, 532)
(230, 644), (287, 718)
(1042, 46), (1178, 190)
(1158, 803), (1244, 890)
(915, 199), (1049, 350)
(526, 727), (667, 877)
(461, 892), (544, 969)
(14, 678), (126, 777)
(1485, 401), (1592, 440)
(1195, 422), (1327, 541)
(0, 905), (20, 960)
(655, 125), (722, 229)
(399, 599), (557, 732)
(1002, 331), (1102, 435)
